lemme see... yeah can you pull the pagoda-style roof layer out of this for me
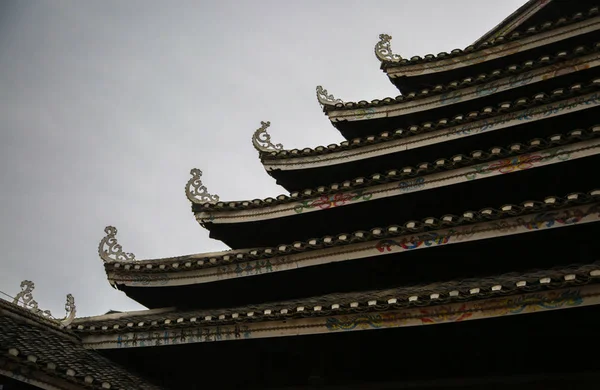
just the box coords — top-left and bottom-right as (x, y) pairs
(76, 261), (600, 349)
(378, 6), (600, 88)
(202, 131), (599, 222)
(324, 73), (600, 140)
(268, 94), (600, 191)
(267, 79), (600, 188)
(105, 190), (600, 291)
(325, 46), (599, 123)
(0, 298), (162, 389)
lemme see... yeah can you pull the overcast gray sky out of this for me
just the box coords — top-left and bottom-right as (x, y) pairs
(0, 0), (528, 317)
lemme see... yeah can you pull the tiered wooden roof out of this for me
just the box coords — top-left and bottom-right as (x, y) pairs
(377, 2), (600, 94)
(11, 1), (600, 389)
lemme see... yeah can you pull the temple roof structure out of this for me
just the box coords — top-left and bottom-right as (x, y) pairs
(8, 1), (600, 388)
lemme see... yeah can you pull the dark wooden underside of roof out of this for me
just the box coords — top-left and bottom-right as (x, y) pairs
(342, 53), (600, 140)
(208, 153), (600, 249)
(121, 221), (599, 310)
(99, 304), (600, 389)
(386, 0), (600, 96)
(271, 105), (600, 192)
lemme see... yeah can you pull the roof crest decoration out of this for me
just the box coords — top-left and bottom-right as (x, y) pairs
(186, 169), (220, 204)
(316, 85), (343, 106)
(375, 33), (402, 62)
(98, 226), (136, 262)
(12, 280), (76, 327)
(252, 121), (283, 152)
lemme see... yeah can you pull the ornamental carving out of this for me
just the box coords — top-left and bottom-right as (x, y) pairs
(252, 121), (283, 152)
(316, 85), (342, 106)
(98, 226), (136, 262)
(13, 280), (53, 318)
(61, 293), (77, 327)
(185, 168), (220, 204)
(375, 33), (402, 62)
(12, 281), (77, 327)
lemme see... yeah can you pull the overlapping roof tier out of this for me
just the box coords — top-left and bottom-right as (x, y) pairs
(0, 298), (162, 390)
(103, 189), (600, 308)
(200, 121), (600, 248)
(272, 85), (600, 193)
(376, 3), (600, 94)
(77, 260), (600, 349)
(323, 41), (600, 140)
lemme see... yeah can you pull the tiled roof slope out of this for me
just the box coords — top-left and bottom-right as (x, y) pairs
(0, 299), (163, 390)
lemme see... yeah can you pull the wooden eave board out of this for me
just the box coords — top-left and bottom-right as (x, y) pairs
(105, 199), (600, 289)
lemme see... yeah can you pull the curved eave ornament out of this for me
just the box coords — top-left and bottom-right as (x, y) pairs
(316, 85), (342, 108)
(185, 168), (220, 204)
(375, 33), (402, 63)
(98, 226), (136, 262)
(252, 121), (283, 153)
(13, 280), (76, 327)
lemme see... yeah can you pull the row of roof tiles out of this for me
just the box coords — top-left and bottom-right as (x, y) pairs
(202, 127), (599, 210)
(323, 42), (597, 111)
(0, 301), (161, 389)
(263, 78), (600, 159)
(105, 190), (600, 271)
(377, 6), (599, 66)
(77, 261), (600, 332)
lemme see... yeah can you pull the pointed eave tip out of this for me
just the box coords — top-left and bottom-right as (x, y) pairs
(375, 33), (402, 63)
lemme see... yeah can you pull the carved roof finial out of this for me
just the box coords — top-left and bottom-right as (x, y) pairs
(13, 280), (53, 318)
(60, 293), (76, 327)
(316, 85), (343, 107)
(185, 168), (220, 204)
(375, 33), (402, 62)
(12, 281), (76, 327)
(98, 226), (135, 262)
(252, 121), (283, 152)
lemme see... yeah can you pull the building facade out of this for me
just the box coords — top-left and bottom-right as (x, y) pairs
(3, 0), (600, 388)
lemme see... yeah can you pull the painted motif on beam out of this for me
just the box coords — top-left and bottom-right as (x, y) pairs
(450, 92), (600, 139)
(465, 149), (571, 180)
(87, 286), (598, 350)
(115, 323), (252, 348)
(294, 190), (372, 214)
(325, 289), (584, 331)
(375, 204), (600, 254)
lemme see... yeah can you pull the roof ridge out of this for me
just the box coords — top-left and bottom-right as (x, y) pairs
(472, 0), (545, 47)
